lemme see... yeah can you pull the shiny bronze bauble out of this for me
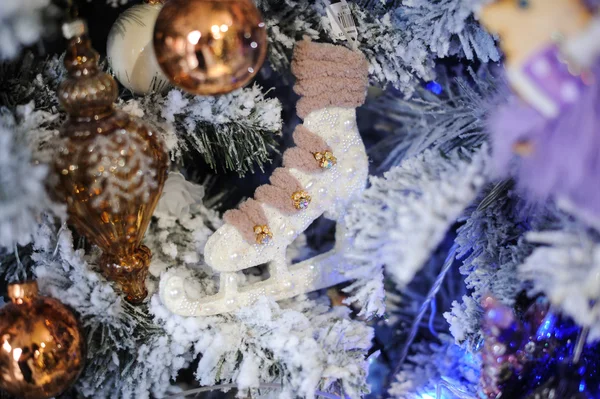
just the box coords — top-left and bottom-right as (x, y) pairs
(54, 20), (169, 304)
(153, 0), (268, 95)
(0, 282), (86, 399)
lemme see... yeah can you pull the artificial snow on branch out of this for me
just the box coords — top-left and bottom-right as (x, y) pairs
(255, 0), (322, 75)
(443, 186), (550, 349)
(257, 0), (433, 94)
(396, 0), (499, 63)
(1, 54), (282, 176)
(32, 223), (187, 399)
(389, 334), (480, 399)
(344, 146), (488, 313)
(128, 86), (282, 176)
(367, 67), (501, 170)
(519, 228), (600, 342)
(257, 0), (498, 96)
(0, 52), (65, 110)
(0, 0), (54, 60)
(344, 2), (434, 95)
(0, 114), (54, 251)
(152, 291), (373, 399)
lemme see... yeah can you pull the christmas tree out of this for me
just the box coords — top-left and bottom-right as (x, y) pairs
(1, 0), (600, 398)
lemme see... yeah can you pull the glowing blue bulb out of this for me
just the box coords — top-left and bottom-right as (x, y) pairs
(425, 81), (442, 95)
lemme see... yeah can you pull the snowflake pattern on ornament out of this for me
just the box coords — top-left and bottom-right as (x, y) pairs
(87, 130), (159, 212)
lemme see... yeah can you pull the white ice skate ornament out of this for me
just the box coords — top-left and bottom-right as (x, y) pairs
(160, 40), (370, 316)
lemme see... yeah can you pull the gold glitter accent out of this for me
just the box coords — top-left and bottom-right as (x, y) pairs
(313, 150), (337, 169)
(253, 225), (272, 244)
(291, 190), (311, 210)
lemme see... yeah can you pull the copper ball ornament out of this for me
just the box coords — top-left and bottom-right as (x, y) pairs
(153, 0), (268, 95)
(0, 281), (86, 399)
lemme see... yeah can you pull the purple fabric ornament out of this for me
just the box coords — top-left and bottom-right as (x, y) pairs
(489, 51), (600, 216)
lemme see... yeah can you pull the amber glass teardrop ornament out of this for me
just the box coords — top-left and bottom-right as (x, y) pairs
(54, 20), (168, 304)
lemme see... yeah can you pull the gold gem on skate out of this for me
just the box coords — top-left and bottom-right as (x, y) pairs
(314, 150), (337, 169)
(292, 190), (311, 210)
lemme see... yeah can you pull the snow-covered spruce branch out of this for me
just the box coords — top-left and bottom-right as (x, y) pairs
(255, 0), (323, 75)
(0, 53), (65, 163)
(519, 229), (600, 342)
(126, 86), (282, 176)
(1, 54), (282, 176)
(32, 222), (187, 399)
(258, 0), (434, 94)
(395, 0), (499, 63)
(389, 334), (480, 399)
(0, 52), (65, 111)
(0, 0), (57, 60)
(442, 186), (554, 349)
(257, 0), (497, 96)
(343, 146), (488, 317)
(344, 2), (434, 95)
(0, 115), (54, 253)
(152, 292), (373, 399)
(367, 67), (501, 170)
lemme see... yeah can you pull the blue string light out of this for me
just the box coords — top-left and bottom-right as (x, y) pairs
(425, 81), (443, 95)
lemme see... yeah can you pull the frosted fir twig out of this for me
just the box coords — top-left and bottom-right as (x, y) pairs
(255, 0), (323, 75)
(129, 86), (282, 176)
(345, 146), (488, 304)
(443, 190), (557, 349)
(257, 0), (497, 95)
(354, 0), (497, 66)
(395, 0), (499, 63)
(388, 334), (480, 399)
(0, 118), (54, 251)
(519, 228), (600, 342)
(31, 224), (185, 399)
(169, 383), (342, 399)
(1, 54), (282, 177)
(151, 288), (373, 399)
(257, 0), (432, 93)
(0, 52), (65, 111)
(345, 3), (434, 95)
(366, 67), (502, 170)
(0, 53), (65, 162)
(0, 0), (57, 60)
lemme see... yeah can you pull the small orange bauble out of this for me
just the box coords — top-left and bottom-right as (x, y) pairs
(0, 282), (86, 399)
(153, 0), (268, 95)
